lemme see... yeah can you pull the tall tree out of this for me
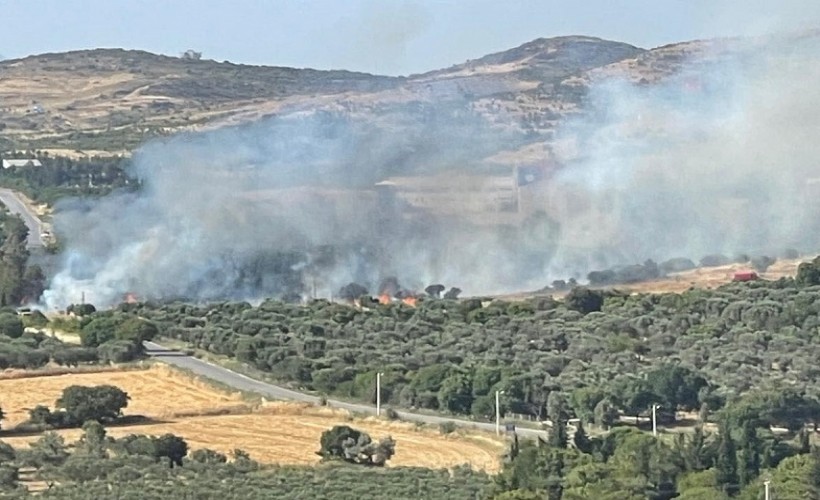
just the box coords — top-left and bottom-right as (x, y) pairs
(547, 392), (568, 449)
(715, 423), (738, 495)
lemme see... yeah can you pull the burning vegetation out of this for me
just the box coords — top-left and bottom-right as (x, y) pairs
(336, 277), (461, 309)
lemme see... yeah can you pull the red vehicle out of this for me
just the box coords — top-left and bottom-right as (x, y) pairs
(733, 270), (759, 282)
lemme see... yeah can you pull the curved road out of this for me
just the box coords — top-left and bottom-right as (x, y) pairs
(144, 340), (547, 439)
(0, 188), (45, 248)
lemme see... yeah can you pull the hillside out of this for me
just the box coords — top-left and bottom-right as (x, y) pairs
(0, 49), (400, 151)
(0, 37), (672, 158)
(1, 31), (816, 164)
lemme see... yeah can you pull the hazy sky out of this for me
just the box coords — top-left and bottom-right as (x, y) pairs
(1, 0), (818, 75)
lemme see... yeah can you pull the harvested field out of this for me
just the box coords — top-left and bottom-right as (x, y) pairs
(0, 368), (504, 472)
(621, 256), (806, 295)
(0, 364), (246, 426)
(496, 255), (811, 301)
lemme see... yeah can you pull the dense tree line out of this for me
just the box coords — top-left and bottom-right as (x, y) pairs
(0, 151), (135, 203)
(0, 326), (102, 370)
(112, 275), (820, 430)
(491, 388), (820, 499)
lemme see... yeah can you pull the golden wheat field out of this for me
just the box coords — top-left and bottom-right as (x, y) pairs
(0, 364), (246, 427)
(0, 366), (504, 472)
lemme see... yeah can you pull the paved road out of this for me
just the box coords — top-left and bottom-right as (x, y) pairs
(144, 340), (547, 439)
(0, 188), (44, 248)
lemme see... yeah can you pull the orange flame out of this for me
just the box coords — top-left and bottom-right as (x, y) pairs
(123, 292), (138, 304)
(378, 294), (392, 305)
(401, 296), (418, 308)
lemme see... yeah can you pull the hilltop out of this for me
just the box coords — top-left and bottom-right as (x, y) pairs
(0, 32), (814, 161)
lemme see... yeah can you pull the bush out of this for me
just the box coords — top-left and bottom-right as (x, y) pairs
(439, 421), (457, 434)
(317, 425), (395, 466)
(0, 314), (23, 338)
(190, 448), (227, 464)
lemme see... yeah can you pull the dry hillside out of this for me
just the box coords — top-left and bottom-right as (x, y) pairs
(0, 34), (770, 160)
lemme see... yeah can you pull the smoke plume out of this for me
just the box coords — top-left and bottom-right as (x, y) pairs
(43, 33), (820, 308)
(545, 33), (820, 277)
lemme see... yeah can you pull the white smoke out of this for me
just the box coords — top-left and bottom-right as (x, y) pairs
(42, 33), (820, 309)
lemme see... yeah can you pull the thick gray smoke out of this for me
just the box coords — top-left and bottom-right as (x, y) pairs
(43, 33), (820, 308)
(545, 34), (820, 277)
(43, 108), (541, 308)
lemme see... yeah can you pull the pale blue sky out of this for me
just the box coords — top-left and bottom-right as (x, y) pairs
(1, 0), (818, 75)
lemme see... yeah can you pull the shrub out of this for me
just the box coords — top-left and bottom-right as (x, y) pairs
(439, 421), (457, 434)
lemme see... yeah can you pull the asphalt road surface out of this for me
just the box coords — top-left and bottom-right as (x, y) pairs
(0, 188), (44, 248)
(144, 340), (547, 439)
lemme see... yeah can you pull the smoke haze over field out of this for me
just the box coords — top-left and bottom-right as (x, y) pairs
(43, 34), (820, 308)
(546, 34), (820, 276)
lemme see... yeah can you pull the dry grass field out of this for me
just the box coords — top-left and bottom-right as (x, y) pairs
(0, 366), (505, 472)
(498, 255), (811, 302)
(0, 365), (245, 427)
(621, 256), (806, 295)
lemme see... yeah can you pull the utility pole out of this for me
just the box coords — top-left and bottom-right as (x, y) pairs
(495, 390), (505, 436)
(376, 372), (384, 417)
(764, 479), (770, 500)
(652, 404), (659, 437)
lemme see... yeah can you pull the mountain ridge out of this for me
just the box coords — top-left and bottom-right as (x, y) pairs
(0, 32), (812, 164)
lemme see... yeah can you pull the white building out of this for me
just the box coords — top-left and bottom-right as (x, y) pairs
(2, 159), (42, 169)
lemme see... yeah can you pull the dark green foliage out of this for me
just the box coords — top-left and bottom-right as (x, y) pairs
(0, 313), (23, 338)
(56, 385), (130, 425)
(153, 434), (188, 467)
(122, 279), (820, 430)
(318, 425), (395, 466)
(715, 423), (738, 495)
(80, 313), (158, 348)
(0, 151), (133, 203)
(67, 303), (97, 316)
(645, 364), (708, 412)
(563, 287), (604, 314)
(572, 420), (592, 453)
(796, 256), (820, 286)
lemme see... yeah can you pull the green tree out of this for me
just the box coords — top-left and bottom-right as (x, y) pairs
(593, 399), (618, 430)
(439, 372), (474, 414)
(56, 385), (129, 424)
(564, 287), (604, 314)
(28, 432), (68, 467)
(153, 433), (188, 467)
(114, 317), (159, 344)
(715, 423), (739, 495)
(0, 313), (23, 338)
(645, 364), (709, 413)
(573, 421), (592, 454)
(570, 387), (606, 423)
(547, 392), (568, 449)
(796, 257), (820, 286)
(76, 420), (108, 458)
